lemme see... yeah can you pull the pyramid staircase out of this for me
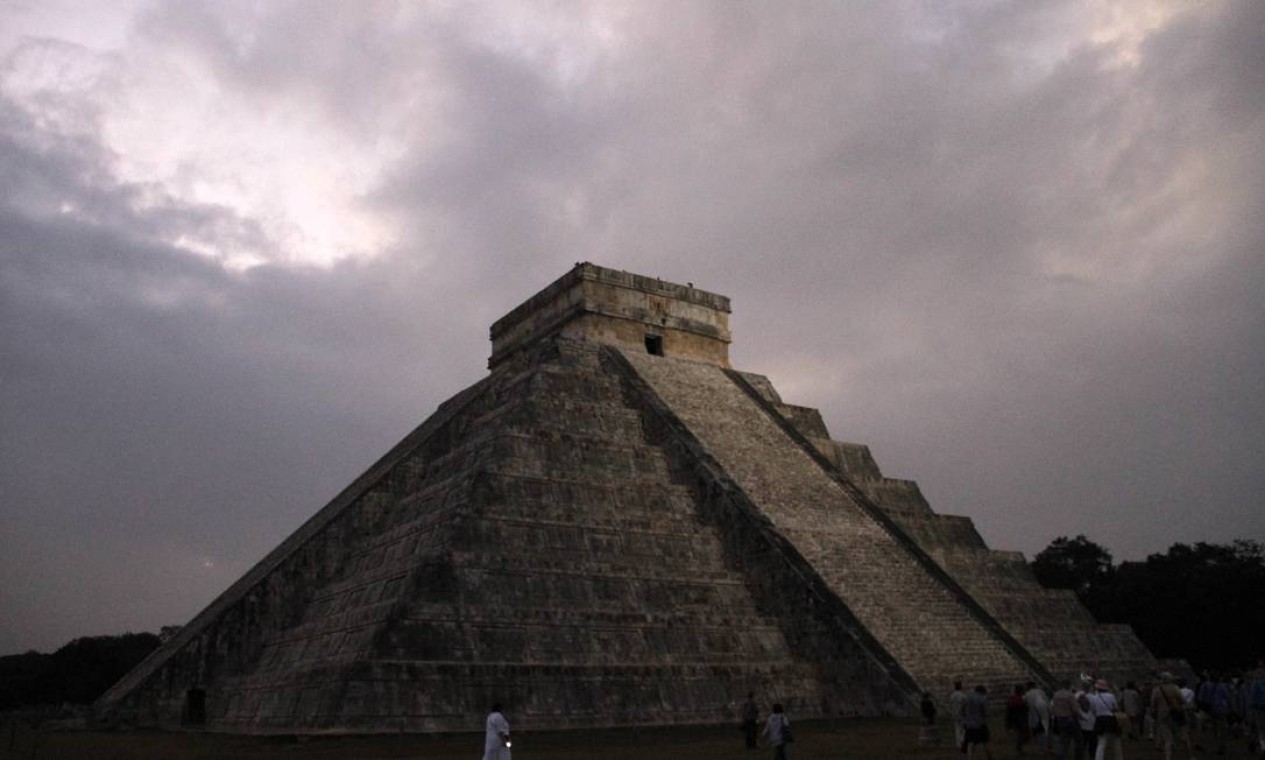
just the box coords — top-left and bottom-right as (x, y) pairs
(614, 349), (1051, 699)
(802, 433), (1157, 684)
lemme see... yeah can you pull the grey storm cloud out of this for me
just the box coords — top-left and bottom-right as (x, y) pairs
(1, 0), (1262, 654)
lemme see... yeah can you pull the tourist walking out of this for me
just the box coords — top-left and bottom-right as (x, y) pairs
(1196, 672), (1214, 750)
(1051, 680), (1086, 760)
(1249, 666), (1265, 755)
(951, 681), (970, 749)
(1007, 684), (1029, 755)
(1121, 682), (1142, 741)
(762, 703), (792, 760)
(1086, 680), (1123, 760)
(1076, 678), (1100, 760)
(741, 692), (760, 750)
(1150, 672), (1190, 760)
(1207, 673), (1232, 755)
(1231, 675), (1247, 741)
(1025, 681), (1052, 752)
(483, 703), (511, 760)
(962, 685), (995, 760)
(1178, 677), (1196, 735)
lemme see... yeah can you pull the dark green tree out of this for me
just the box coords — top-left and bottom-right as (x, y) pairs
(1111, 540), (1264, 670)
(48, 633), (162, 704)
(0, 632), (161, 709)
(1031, 534), (1115, 603)
(1031, 537), (1265, 672)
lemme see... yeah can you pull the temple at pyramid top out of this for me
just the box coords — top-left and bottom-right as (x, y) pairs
(489, 262), (732, 369)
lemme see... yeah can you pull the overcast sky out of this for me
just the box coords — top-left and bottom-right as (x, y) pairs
(2, 0), (1262, 655)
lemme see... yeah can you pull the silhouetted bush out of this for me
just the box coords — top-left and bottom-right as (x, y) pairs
(0, 632), (160, 710)
(1032, 537), (1265, 671)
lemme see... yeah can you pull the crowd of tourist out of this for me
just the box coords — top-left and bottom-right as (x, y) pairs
(947, 667), (1265, 760)
(482, 668), (1262, 759)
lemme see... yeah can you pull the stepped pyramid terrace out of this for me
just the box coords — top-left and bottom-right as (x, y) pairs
(97, 263), (1158, 733)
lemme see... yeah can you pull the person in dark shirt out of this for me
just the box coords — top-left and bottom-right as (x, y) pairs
(741, 692), (760, 749)
(962, 685), (993, 760)
(921, 691), (938, 726)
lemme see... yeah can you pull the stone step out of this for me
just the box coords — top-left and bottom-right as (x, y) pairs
(889, 514), (989, 552)
(819, 440), (884, 482)
(526, 364), (628, 400)
(860, 478), (935, 516)
(480, 422), (680, 485)
(457, 516), (730, 561)
(972, 590), (1096, 623)
(474, 502), (704, 534)
(398, 601), (787, 628)
(464, 390), (645, 438)
(211, 659), (825, 732)
(450, 551), (749, 585)
(408, 431), (499, 482)
(454, 357), (630, 434)
(516, 402), (648, 440)
(381, 619), (796, 664)
(453, 565), (764, 613)
(255, 613), (392, 669)
(475, 472), (697, 513)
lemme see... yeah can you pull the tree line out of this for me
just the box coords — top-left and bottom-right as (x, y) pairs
(0, 632), (163, 711)
(1030, 536), (1264, 672)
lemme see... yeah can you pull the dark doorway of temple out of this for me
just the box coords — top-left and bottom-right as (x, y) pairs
(183, 688), (206, 726)
(645, 334), (664, 356)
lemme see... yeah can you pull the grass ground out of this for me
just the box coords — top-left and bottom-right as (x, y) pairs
(2, 717), (1259, 760)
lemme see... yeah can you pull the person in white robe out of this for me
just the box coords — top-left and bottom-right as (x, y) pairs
(484, 704), (511, 760)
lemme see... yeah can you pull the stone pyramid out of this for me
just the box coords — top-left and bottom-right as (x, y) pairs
(97, 263), (1156, 733)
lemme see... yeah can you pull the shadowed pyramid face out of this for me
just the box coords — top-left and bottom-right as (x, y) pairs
(488, 263), (732, 370)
